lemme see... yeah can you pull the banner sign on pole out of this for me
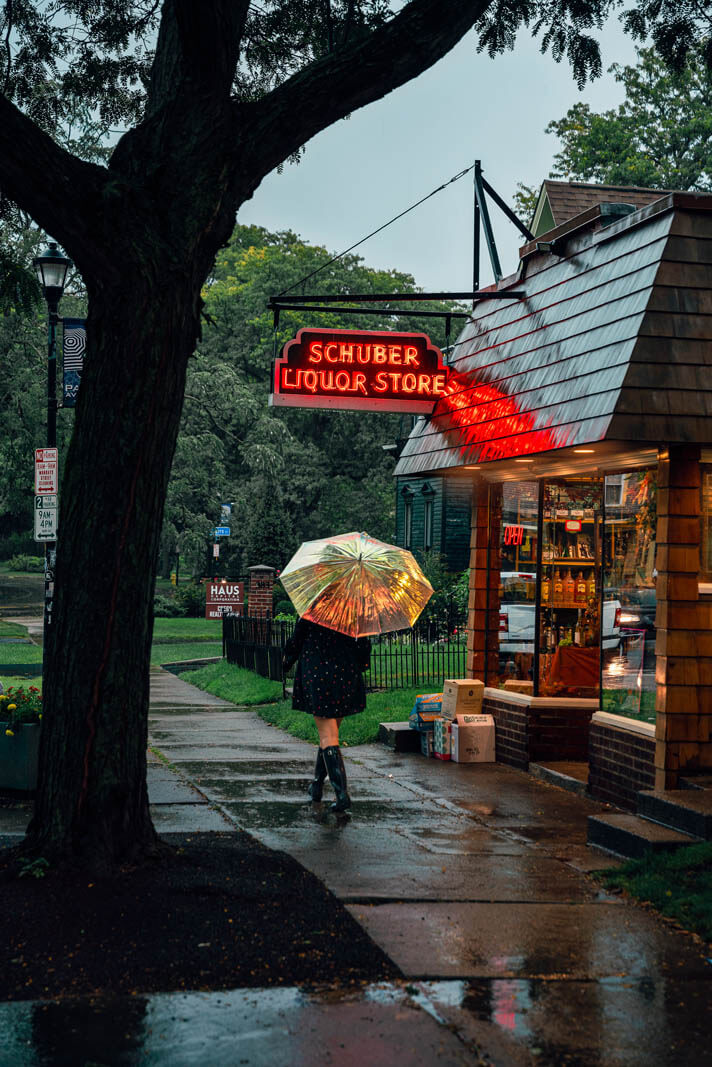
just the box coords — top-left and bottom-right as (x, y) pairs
(62, 318), (86, 407)
(205, 580), (244, 619)
(270, 327), (450, 414)
(34, 448), (58, 494)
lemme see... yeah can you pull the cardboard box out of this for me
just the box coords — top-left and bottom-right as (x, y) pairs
(452, 713), (495, 763)
(433, 716), (452, 760)
(409, 692), (443, 731)
(441, 679), (484, 720)
(503, 679), (534, 695)
(420, 731), (434, 758)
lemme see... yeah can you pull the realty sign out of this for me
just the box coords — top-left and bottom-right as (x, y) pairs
(34, 448), (58, 494)
(205, 580), (244, 619)
(270, 327), (450, 414)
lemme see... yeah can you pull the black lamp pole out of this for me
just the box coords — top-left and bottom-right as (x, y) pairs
(33, 242), (72, 643)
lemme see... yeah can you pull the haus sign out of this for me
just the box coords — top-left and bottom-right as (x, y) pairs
(270, 327), (450, 414)
(205, 580), (245, 620)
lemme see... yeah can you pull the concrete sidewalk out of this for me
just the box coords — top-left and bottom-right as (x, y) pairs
(3, 667), (712, 1065)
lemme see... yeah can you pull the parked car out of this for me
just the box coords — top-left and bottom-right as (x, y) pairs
(498, 571), (621, 665)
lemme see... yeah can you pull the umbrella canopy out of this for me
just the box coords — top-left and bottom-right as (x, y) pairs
(280, 531), (434, 638)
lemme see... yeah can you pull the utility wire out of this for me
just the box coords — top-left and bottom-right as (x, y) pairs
(276, 163), (476, 297)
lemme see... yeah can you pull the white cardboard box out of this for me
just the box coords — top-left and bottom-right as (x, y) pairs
(452, 713), (495, 763)
(441, 679), (485, 720)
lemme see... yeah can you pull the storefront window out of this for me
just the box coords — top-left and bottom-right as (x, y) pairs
(538, 480), (602, 698)
(702, 467), (712, 580)
(497, 482), (538, 685)
(602, 470), (657, 724)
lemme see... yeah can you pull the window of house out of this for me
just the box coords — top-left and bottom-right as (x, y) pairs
(422, 486), (434, 550)
(404, 496), (413, 549)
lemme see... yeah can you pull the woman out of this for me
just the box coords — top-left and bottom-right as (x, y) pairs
(282, 617), (371, 812)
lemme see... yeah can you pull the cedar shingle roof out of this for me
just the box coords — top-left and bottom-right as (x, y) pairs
(542, 180), (669, 229)
(394, 192), (712, 478)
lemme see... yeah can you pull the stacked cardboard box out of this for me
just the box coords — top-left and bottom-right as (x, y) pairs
(441, 679), (485, 720)
(433, 717), (452, 760)
(451, 713), (496, 763)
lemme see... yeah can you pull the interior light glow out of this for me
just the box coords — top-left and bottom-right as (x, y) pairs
(573, 448), (595, 453)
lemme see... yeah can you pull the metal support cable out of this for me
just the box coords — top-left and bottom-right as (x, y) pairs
(275, 163), (476, 297)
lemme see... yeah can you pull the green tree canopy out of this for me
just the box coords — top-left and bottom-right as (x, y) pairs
(546, 44), (712, 190)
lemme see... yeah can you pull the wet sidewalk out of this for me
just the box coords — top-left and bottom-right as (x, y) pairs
(2, 668), (712, 1065)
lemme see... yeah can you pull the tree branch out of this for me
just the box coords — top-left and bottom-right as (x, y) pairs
(0, 93), (109, 271)
(236, 0), (491, 186)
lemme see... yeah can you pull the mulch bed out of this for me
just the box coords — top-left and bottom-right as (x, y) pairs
(0, 831), (400, 1001)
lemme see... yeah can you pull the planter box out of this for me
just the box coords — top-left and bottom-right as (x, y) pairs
(0, 721), (40, 791)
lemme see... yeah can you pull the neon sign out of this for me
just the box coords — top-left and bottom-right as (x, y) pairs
(270, 327), (450, 414)
(503, 525), (525, 546)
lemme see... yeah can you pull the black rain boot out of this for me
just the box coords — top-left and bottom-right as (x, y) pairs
(308, 748), (327, 801)
(322, 745), (351, 812)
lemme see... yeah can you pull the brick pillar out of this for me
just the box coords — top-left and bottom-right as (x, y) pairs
(466, 480), (502, 684)
(655, 444), (712, 789)
(248, 564), (275, 619)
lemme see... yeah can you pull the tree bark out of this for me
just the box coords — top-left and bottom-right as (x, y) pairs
(3, 0), (491, 869)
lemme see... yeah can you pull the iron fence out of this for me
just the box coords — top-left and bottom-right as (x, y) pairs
(222, 606), (467, 690)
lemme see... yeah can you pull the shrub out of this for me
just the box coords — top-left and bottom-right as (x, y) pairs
(154, 593), (184, 618)
(1, 685), (42, 734)
(8, 553), (45, 573)
(175, 581), (205, 617)
(274, 599), (296, 617)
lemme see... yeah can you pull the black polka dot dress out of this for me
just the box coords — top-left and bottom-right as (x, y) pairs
(283, 618), (371, 718)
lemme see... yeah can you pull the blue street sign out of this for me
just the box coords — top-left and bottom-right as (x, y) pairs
(214, 526), (230, 537)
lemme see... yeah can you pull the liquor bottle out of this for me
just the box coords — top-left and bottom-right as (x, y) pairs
(574, 617), (582, 646)
(554, 570), (563, 602)
(564, 570), (575, 603)
(576, 571), (587, 604)
(587, 572), (596, 600)
(541, 574), (550, 603)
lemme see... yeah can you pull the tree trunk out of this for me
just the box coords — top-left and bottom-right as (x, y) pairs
(24, 269), (203, 869)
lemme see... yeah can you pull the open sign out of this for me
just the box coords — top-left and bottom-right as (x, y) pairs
(503, 525), (525, 546)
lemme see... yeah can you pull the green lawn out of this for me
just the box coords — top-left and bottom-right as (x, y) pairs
(596, 843), (712, 941)
(151, 642), (222, 665)
(178, 661), (283, 705)
(0, 620), (30, 638)
(0, 642), (43, 663)
(0, 675), (42, 691)
(257, 686), (421, 745)
(152, 618), (222, 642)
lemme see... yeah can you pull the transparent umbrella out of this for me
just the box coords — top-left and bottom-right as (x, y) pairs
(280, 531), (433, 638)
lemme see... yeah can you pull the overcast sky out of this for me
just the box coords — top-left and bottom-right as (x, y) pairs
(238, 16), (643, 292)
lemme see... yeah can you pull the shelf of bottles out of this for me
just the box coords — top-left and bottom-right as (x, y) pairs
(539, 481), (602, 696)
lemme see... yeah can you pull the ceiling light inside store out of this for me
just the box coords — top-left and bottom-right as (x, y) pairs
(514, 458), (533, 463)
(573, 449), (595, 453)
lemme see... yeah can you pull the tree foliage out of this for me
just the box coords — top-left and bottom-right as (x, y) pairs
(546, 44), (712, 189)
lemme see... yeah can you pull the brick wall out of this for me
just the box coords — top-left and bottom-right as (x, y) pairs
(483, 693), (528, 769)
(467, 481), (501, 683)
(589, 717), (656, 810)
(529, 702), (593, 763)
(248, 565), (275, 619)
(655, 444), (712, 788)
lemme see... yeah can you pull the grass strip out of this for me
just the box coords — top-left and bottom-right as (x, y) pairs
(152, 618), (224, 642)
(595, 842), (712, 941)
(0, 620), (29, 638)
(258, 685), (424, 745)
(0, 675), (42, 691)
(0, 643), (43, 664)
(151, 642), (222, 665)
(177, 660), (283, 706)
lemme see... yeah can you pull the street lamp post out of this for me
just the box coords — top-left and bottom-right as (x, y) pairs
(33, 242), (72, 641)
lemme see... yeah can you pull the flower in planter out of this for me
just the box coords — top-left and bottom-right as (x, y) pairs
(1, 686), (42, 734)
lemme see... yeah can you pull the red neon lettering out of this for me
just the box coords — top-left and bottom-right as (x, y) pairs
(404, 346), (419, 366)
(503, 525), (525, 546)
(282, 368), (300, 389)
(354, 371), (367, 395)
(335, 371), (351, 390)
(339, 344), (355, 363)
(388, 345), (402, 365)
(320, 370), (335, 390)
(388, 372), (402, 390)
(303, 370), (318, 392)
(373, 345), (387, 363)
(373, 371), (389, 392)
(402, 373), (417, 392)
(324, 343), (338, 363)
(432, 373), (446, 395)
(308, 342), (323, 363)
(417, 374), (432, 395)
(357, 345), (369, 364)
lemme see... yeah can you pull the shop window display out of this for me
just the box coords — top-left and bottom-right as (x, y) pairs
(602, 470), (657, 723)
(538, 480), (603, 698)
(497, 482), (538, 684)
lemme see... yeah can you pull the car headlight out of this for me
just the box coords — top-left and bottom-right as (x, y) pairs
(619, 612), (641, 625)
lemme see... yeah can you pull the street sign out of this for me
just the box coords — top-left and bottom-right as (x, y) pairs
(212, 543), (220, 558)
(34, 494), (58, 541)
(34, 448), (58, 494)
(214, 526), (230, 537)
